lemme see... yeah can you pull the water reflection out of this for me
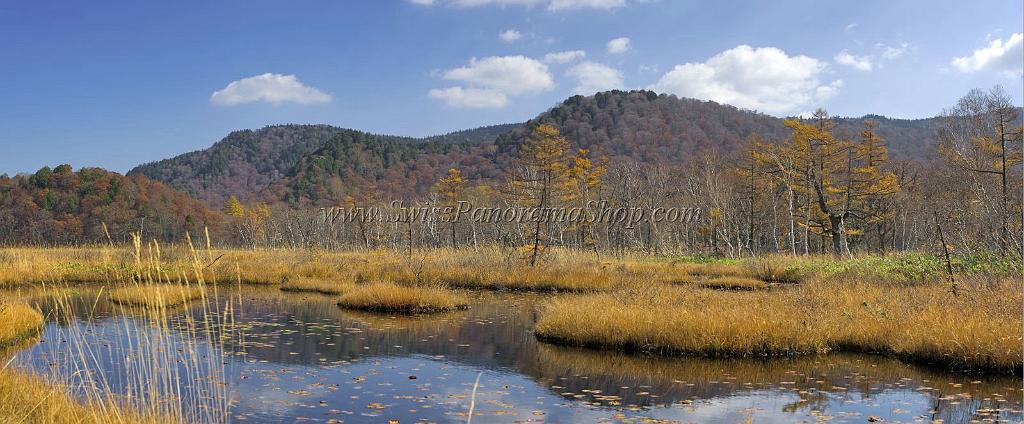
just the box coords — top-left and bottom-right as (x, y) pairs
(7, 287), (1022, 423)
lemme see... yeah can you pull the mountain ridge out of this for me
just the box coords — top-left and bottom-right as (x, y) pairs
(128, 123), (516, 205)
(131, 90), (951, 207)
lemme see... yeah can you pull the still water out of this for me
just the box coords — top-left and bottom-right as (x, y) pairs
(9, 288), (1022, 423)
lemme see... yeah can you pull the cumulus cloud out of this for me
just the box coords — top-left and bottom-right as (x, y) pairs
(499, 29), (522, 42)
(952, 33), (1023, 77)
(543, 50), (586, 64)
(566, 61), (623, 94)
(430, 55), (554, 108)
(210, 73), (331, 106)
(649, 45), (839, 114)
(606, 37), (631, 54)
(834, 50), (873, 71)
(428, 87), (508, 108)
(427, 0), (627, 9)
(442, 55), (554, 95)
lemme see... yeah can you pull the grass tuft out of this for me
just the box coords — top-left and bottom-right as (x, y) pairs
(535, 278), (1022, 373)
(0, 303), (44, 348)
(337, 282), (469, 314)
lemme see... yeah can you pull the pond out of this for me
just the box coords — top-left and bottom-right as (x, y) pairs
(7, 287), (1021, 423)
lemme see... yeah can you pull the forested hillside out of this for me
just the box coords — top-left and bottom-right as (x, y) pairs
(495, 91), (791, 164)
(0, 165), (219, 245)
(128, 123), (518, 206)
(132, 90), (951, 208)
(496, 91), (942, 164)
(273, 129), (496, 205)
(129, 125), (343, 205)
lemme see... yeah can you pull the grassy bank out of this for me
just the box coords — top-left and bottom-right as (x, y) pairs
(3, 246), (1016, 290)
(280, 277), (355, 295)
(0, 246), (347, 287)
(337, 282), (470, 313)
(0, 369), (167, 424)
(0, 302), (44, 348)
(535, 277), (1022, 373)
(2, 244), (1020, 374)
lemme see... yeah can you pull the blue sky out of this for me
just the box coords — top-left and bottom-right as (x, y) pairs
(1, 0), (1021, 175)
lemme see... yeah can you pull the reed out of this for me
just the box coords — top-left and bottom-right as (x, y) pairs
(0, 233), (237, 423)
(0, 368), (168, 424)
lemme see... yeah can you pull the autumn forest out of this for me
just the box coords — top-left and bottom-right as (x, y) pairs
(2, 89), (1020, 260)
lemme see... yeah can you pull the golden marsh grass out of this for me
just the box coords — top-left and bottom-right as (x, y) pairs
(337, 282), (470, 314)
(0, 368), (168, 424)
(535, 277), (1022, 373)
(1, 245), (1019, 374)
(0, 302), (44, 348)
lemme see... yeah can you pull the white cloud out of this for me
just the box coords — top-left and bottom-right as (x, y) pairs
(438, 0), (627, 9)
(952, 33), (1023, 77)
(441, 55), (554, 95)
(844, 23), (858, 32)
(566, 61), (624, 94)
(210, 73), (331, 106)
(430, 55), (554, 108)
(450, 0), (545, 6)
(834, 50), (873, 71)
(831, 42), (907, 72)
(408, 0), (436, 5)
(815, 80), (843, 101)
(543, 50), (586, 64)
(428, 87), (508, 108)
(649, 45), (839, 114)
(606, 37), (631, 54)
(499, 29), (522, 42)
(548, 0), (625, 11)
(877, 42), (909, 59)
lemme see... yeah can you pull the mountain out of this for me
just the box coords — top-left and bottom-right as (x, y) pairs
(273, 129), (498, 205)
(0, 165), (219, 245)
(495, 91), (941, 164)
(133, 90), (948, 207)
(495, 91), (792, 164)
(128, 123), (518, 206)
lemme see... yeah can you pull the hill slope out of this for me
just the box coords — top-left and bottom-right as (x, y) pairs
(0, 165), (218, 245)
(495, 90), (941, 164)
(128, 123), (516, 206)
(133, 91), (947, 207)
